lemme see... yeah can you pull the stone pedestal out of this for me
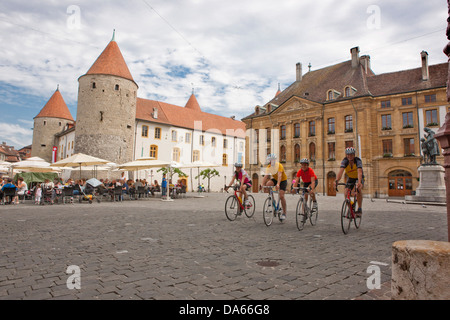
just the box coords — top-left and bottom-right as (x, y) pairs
(392, 240), (450, 299)
(405, 165), (446, 203)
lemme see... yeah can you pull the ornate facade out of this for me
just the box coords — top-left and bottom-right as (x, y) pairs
(243, 47), (449, 198)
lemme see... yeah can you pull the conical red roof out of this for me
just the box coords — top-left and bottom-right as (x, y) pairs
(184, 93), (202, 112)
(85, 40), (135, 83)
(35, 88), (74, 121)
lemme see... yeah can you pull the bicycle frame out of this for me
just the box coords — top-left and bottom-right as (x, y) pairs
(228, 184), (245, 211)
(263, 186), (281, 213)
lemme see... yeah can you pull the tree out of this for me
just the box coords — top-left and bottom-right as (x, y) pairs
(195, 168), (220, 192)
(157, 167), (187, 181)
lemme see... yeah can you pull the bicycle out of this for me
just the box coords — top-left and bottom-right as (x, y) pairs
(262, 186), (284, 226)
(293, 186), (318, 231)
(336, 182), (362, 234)
(224, 184), (255, 221)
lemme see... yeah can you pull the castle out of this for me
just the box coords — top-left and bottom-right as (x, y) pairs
(31, 34), (246, 191)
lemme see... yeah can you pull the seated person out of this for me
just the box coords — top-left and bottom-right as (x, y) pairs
(1, 178), (17, 204)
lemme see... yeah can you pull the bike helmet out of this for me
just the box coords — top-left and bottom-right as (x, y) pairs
(266, 153), (277, 161)
(345, 147), (356, 155)
(299, 158), (310, 164)
(234, 162), (243, 168)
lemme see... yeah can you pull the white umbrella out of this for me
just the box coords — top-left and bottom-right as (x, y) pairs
(11, 157), (61, 173)
(118, 158), (170, 170)
(51, 153), (111, 178)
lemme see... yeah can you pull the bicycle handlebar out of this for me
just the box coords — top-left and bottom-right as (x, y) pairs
(335, 182), (359, 192)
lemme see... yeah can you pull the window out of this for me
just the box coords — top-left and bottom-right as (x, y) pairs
(309, 143), (316, 161)
(345, 115), (353, 132)
(222, 154), (228, 166)
(142, 125), (149, 137)
(345, 87), (351, 97)
(381, 100), (391, 108)
(92, 82), (96, 89)
(150, 145), (158, 159)
(309, 121), (315, 136)
(382, 139), (393, 156)
(425, 109), (438, 126)
(327, 90), (333, 101)
(328, 142), (335, 160)
(280, 125), (286, 140)
(404, 138), (415, 156)
(223, 139), (228, 149)
(172, 148), (180, 162)
(211, 137), (216, 147)
(115, 84), (120, 91)
(193, 150), (200, 162)
(402, 97), (412, 105)
(294, 123), (300, 138)
(327, 118), (335, 134)
(255, 129), (259, 143)
(294, 144), (300, 162)
(266, 128), (271, 142)
(171, 130), (177, 142)
(185, 132), (191, 143)
(43, 121), (47, 126)
(280, 145), (286, 162)
(199, 135), (205, 146)
(381, 114), (392, 130)
(402, 112), (413, 128)
(425, 94), (436, 103)
(154, 127), (161, 139)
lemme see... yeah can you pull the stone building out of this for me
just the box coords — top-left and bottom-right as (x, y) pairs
(242, 47), (449, 198)
(31, 87), (75, 163)
(32, 35), (245, 191)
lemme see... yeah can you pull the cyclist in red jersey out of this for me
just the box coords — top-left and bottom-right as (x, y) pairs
(291, 158), (318, 211)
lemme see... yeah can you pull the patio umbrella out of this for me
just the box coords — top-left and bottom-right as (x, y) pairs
(182, 161), (220, 191)
(11, 156), (61, 173)
(51, 153), (111, 178)
(117, 158), (170, 170)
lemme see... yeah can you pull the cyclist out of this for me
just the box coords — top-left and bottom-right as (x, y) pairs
(225, 163), (252, 207)
(260, 154), (288, 221)
(334, 147), (364, 217)
(291, 158), (318, 211)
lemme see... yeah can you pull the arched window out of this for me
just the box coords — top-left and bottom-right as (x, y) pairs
(150, 145), (158, 159)
(294, 144), (300, 162)
(280, 145), (286, 162)
(309, 143), (316, 161)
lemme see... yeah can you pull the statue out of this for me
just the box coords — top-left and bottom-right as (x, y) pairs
(421, 127), (440, 164)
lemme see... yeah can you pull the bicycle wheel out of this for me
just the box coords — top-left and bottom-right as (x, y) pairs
(341, 200), (352, 234)
(296, 198), (307, 231)
(309, 198), (318, 226)
(244, 195), (256, 218)
(263, 197), (274, 226)
(354, 205), (362, 229)
(225, 195), (239, 221)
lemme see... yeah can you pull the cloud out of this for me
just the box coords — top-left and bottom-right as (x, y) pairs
(0, 122), (33, 148)
(0, 0), (448, 149)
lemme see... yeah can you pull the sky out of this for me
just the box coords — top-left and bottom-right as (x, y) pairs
(0, 0), (448, 149)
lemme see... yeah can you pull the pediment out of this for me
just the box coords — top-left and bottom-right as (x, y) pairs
(271, 96), (321, 115)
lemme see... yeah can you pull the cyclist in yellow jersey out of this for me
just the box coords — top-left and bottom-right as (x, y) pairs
(334, 147), (364, 217)
(260, 154), (288, 221)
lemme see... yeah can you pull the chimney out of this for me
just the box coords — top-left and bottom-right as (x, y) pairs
(360, 55), (371, 74)
(296, 62), (302, 81)
(421, 51), (429, 81)
(351, 46), (360, 68)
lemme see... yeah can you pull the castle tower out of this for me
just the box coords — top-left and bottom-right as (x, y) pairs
(31, 86), (74, 162)
(75, 33), (138, 164)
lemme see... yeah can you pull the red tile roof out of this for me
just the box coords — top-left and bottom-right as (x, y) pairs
(136, 96), (245, 138)
(35, 88), (74, 121)
(85, 40), (136, 85)
(185, 93), (202, 112)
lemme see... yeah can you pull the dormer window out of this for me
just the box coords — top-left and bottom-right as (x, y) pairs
(344, 85), (357, 97)
(327, 89), (341, 101)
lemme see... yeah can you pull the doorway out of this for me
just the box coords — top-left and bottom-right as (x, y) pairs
(388, 170), (412, 197)
(252, 173), (259, 193)
(327, 171), (336, 196)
